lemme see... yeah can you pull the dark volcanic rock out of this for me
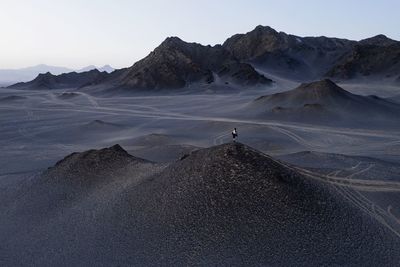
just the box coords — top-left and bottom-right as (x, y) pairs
(8, 145), (156, 220)
(98, 37), (272, 90)
(45, 144), (149, 181)
(112, 142), (400, 265)
(2, 143), (400, 266)
(223, 25), (355, 79)
(9, 69), (109, 90)
(223, 25), (400, 82)
(359, 34), (399, 47)
(326, 42), (400, 80)
(248, 79), (400, 126)
(223, 25), (290, 60)
(253, 79), (353, 110)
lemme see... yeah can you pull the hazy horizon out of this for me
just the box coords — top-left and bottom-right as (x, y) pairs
(1, 0), (399, 69)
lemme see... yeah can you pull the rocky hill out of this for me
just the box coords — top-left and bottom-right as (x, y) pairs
(2, 143), (399, 266)
(247, 79), (400, 126)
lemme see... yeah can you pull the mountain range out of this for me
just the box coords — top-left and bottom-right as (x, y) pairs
(0, 64), (114, 86)
(7, 25), (400, 91)
(9, 69), (109, 90)
(223, 26), (400, 82)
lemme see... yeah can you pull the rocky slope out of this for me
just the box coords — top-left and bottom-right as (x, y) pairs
(2, 143), (399, 266)
(326, 42), (400, 81)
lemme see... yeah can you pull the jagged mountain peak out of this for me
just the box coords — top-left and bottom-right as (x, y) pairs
(160, 36), (186, 46)
(253, 25), (279, 34)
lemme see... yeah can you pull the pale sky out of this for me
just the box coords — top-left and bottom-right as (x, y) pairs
(1, 0), (399, 69)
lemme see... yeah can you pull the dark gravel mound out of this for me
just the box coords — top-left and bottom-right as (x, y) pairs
(111, 142), (400, 265)
(255, 79), (351, 105)
(7, 145), (156, 221)
(46, 144), (148, 178)
(248, 79), (400, 126)
(2, 143), (399, 266)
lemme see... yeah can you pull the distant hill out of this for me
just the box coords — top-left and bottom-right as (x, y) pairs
(0, 64), (73, 86)
(246, 79), (400, 126)
(77, 64), (114, 73)
(9, 69), (109, 90)
(0, 64), (114, 86)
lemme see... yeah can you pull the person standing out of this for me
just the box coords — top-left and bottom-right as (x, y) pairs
(232, 128), (238, 142)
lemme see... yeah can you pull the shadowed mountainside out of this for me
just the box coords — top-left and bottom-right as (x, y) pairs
(2, 142), (399, 266)
(223, 25), (355, 80)
(223, 26), (400, 82)
(86, 37), (272, 91)
(326, 42), (400, 81)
